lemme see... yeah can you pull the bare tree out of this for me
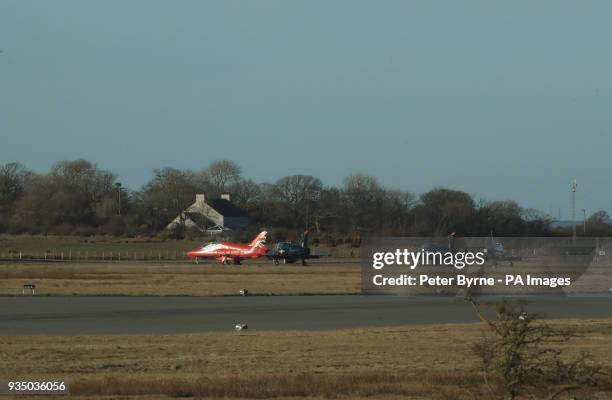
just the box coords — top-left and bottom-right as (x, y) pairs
(50, 159), (115, 205)
(206, 160), (242, 194)
(343, 173), (385, 232)
(588, 210), (612, 225)
(383, 189), (415, 233)
(8, 160), (120, 233)
(419, 188), (475, 235)
(273, 175), (322, 228)
(467, 297), (605, 400)
(0, 162), (32, 209)
(228, 178), (262, 208)
(141, 168), (200, 228)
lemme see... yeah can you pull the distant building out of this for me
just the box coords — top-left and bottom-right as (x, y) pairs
(165, 193), (250, 231)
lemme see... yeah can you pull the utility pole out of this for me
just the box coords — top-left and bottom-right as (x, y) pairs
(583, 209), (587, 234)
(571, 179), (577, 243)
(115, 182), (122, 216)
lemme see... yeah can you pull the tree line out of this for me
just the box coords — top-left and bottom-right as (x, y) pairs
(1, 159), (611, 239)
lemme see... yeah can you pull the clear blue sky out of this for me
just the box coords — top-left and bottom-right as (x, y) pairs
(1, 1), (611, 218)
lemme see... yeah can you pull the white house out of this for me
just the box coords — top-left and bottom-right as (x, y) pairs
(165, 193), (250, 231)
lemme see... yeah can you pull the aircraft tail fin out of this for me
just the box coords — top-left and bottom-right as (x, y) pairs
(249, 231), (268, 249)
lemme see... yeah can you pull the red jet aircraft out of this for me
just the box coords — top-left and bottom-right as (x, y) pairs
(186, 231), (268, 264)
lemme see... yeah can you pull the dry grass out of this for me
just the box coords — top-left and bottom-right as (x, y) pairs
(0, 261), (360, 296)
(70, 372), (482, 399)
(0, 234), (359, 296)
(1, 319), (612, 399)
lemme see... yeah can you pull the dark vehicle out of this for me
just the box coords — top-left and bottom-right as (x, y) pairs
(266, 230), (318, 265)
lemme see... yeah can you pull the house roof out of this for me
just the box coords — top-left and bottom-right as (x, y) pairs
(184, 212), (211, 226)
(207, 198), (249, 218)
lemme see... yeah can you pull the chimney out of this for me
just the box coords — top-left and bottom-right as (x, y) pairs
(195, 193), (206, 207)
(221, 193), (231, 201)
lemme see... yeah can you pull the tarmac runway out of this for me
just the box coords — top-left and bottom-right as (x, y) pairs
(1, 295), (612, 335)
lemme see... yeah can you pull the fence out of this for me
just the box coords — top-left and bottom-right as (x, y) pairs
(0, 250), (191, 262)
(0, 246), (343, 262)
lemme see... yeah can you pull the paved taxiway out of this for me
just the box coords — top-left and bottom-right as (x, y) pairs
(1, 295), (611, 335)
